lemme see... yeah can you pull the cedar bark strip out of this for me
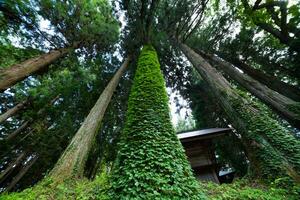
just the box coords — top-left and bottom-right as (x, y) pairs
(176, 41), (300, 178)
(203, 52), (300, 128)
(0, 48), (71, 91)
(227, 57), (300, 102)
(0, 101), (27, 123)
(49, 57), (131, 181)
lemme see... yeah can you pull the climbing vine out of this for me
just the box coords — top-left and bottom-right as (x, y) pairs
(228, 90), (300, 180)
(110, 45), (205, 199)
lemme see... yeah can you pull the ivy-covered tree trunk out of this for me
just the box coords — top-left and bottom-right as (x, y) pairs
(49, 57), (131, 182)
(0, 47), (71, 91)
(177, 41), (300, 179)
(226, 57), (300, 102)
(202, 52), (300, 128)
(110, 45), (204, 199)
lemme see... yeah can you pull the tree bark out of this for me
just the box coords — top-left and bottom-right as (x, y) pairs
(202, 52), (300, 128)
(226, 57), (300, 102)
(0, 101), (28, 123)
(5, 155), (38, 192)
(176, 40), (300, 179)
(49, 56), (131, 182)
(0, 152), (26, 184)
(0, 47), (71, 91)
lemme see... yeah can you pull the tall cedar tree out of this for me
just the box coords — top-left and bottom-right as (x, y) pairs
(49, 57), (131, 182)
(200, 51), (300, 128)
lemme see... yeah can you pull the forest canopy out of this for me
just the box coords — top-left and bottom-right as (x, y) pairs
(0, 0), (299, 199)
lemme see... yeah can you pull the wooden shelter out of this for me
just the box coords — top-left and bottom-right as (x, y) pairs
(177, 128), (232, 183)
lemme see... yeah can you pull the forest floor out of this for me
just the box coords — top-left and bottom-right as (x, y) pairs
(0, 175), (299, 200)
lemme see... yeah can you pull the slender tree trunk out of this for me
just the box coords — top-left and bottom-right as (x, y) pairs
(176, 40), (300, 179)
(5, 121), (30, 141)
(202, 52), (300, 128)
(0, 101), (28, 123)
(49, 56), (131, 182)
(5, 155), (38, 192)
(88, 156), (101, 180)
(225, 57), (300, 102)
(0, 152), (26, 184)
(0, 47), (71, 91)
(5, 95), (60, 141)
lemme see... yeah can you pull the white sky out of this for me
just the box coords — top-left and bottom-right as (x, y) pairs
(167, 88), (192, 126)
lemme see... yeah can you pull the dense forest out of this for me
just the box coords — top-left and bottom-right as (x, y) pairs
(0, 0), (299, 199)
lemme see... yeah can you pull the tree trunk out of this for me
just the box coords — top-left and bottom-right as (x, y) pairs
(5, 95), (60, 141)
(5, 121), (30, 141)
(202, 52), (300, 128)
(226, 57), (300, 102)
(0, 101), (28, 123)
(5, 155), (38, 192)
(176, 40), (300, 179)
(49, 56), (131, 182)
(0, 48), (71, 91)
(0, 152), (26, 184)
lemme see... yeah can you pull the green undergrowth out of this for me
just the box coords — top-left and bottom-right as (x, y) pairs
(201, 178), (300, 200)
(1, 177), (299, 200)
(0, 173), (110, 200)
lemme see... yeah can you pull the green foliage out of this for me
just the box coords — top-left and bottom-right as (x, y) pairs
(175, 115), (196, 133)
(0, 43), (41, 68)
(287, 103), (300, 119)
(110, 45), (204, 199)
(0, 0), (37, 34)
(1, 175), (298, 199)
(0, 173), (110, 200)
(229, 90), (300, 179)
(202, 179), (300, 200)
(186, 1), (300, 83)
(1, 0), (119, 51)
(38, 0), (119, 51)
